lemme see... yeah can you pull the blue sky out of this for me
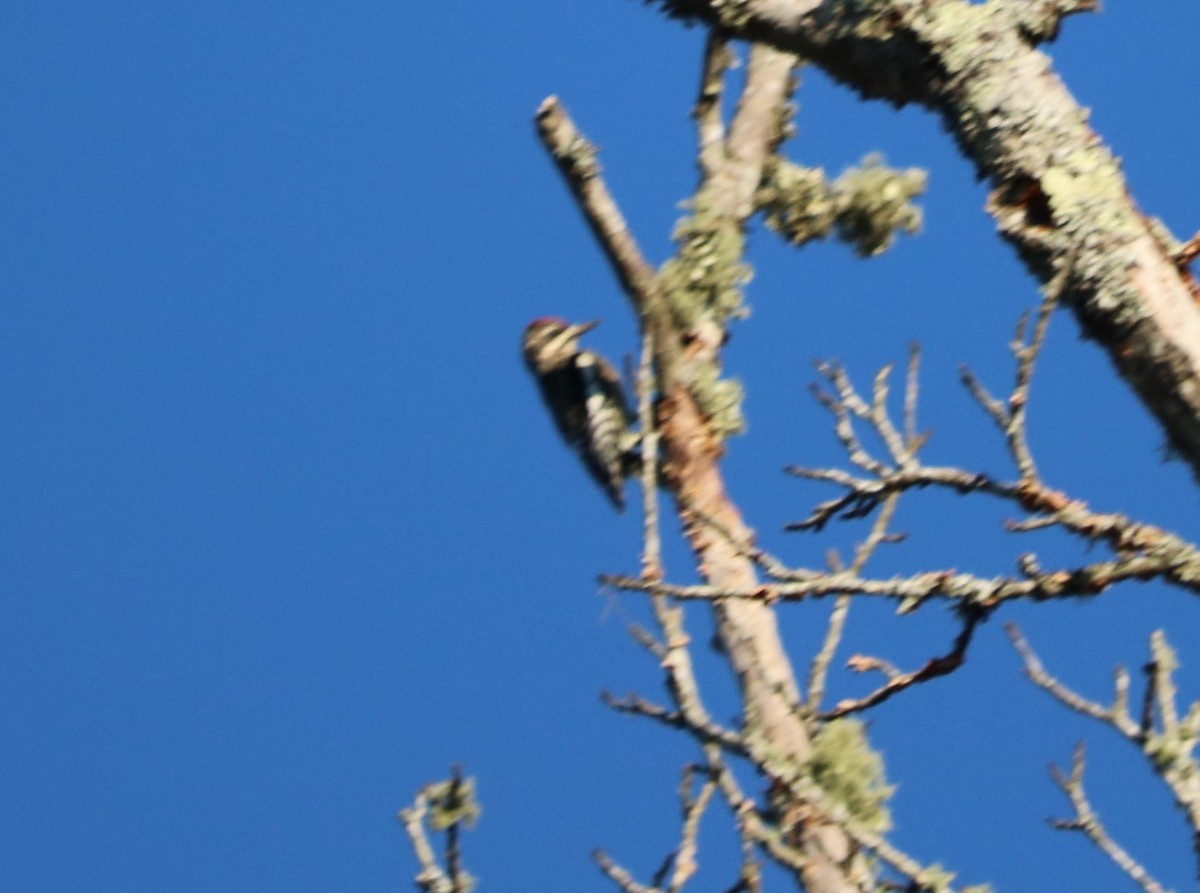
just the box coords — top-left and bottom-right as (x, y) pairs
(2, 2), (1200, 890)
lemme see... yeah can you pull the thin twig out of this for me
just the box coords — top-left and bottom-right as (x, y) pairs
(593, 763), (720, 893)
(1174, 230), (1200, 268)
(595, 849), (656, 893)
(669, 765), (720, 892)
(1007, 622), (1140, 737)
(1006, 251), (1069, 478)
(819, 607), (987, 719)
(870, 363), (911, 469)
(903, 343), (923, 451)
(806, 494), (901, 712)
(1050, 743), (1172, 893)
(628, 621), (668, 660)
(602, 690), (747, 753)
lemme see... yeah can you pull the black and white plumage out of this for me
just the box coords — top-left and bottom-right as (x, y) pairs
(522, 317), (635, 510)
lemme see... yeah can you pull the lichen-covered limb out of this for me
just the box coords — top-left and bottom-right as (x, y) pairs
(655, 49), (871, 889)
(710, 745), (984, 893)
(653, 42), (807, 756)
(398, 770), (480, 893)
(643, 0), (1200, 481)
(602, 554), (1174, 609)
(759, 154), (926, 257)
(1049, 744), (1170, 893)
(539, 43), (880, 893)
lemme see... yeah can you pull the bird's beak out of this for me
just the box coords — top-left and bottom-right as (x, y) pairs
(568, 319), (600, 338)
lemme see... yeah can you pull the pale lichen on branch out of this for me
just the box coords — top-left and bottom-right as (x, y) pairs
(398, 769), (481, 893)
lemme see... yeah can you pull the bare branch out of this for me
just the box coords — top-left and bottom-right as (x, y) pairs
(959, 365), (1009, 431)
(595, 849), (656, 893)
(669, 765), (720, 892)
(1049, 744), (1172, 893)
(820, 608), (987, 719)
(1012, 625), (1200, 862)
(602, 689), (747, 754)
(967, 251), (1071, 480)
(903, 343), (923, 452)
(639, 324), (664, 583)
(535, 97), (661, 313)
(786, 463), (1002, 533)
(777, 333), (1200, 614)
(807, 494), (901, 712)
(694, 31), (733, 180)
(1007, 622), (1138, 737)
(593, 763), (720, 893)
(1176, 231), (1200, 268)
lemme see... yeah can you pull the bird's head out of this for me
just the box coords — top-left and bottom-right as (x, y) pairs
(522, 317), (599, 371)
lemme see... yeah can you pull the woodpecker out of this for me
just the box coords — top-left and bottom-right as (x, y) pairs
(522, 317), (636, 510)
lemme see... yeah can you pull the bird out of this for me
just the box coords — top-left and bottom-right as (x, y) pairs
(522, 317), (636, 510)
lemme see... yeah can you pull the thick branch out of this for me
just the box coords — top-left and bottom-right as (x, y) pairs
(643, 0), (1200, 480)
(538, 44), (871, 892)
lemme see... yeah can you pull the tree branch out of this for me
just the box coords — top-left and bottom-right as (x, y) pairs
(398, 770), (480, 893)
(820, 607), (987, 720)
(539, 38), (879, 891)
(1049, 744), (1171, 893)
(640, 0), (1200, 481)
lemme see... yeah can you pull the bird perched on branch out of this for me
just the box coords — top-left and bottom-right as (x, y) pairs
(522, 317), (636, 510)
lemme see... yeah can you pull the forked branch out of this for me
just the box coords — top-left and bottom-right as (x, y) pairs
(1010, 624), (1200, 874)
(1049, 744), (1171, 893)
